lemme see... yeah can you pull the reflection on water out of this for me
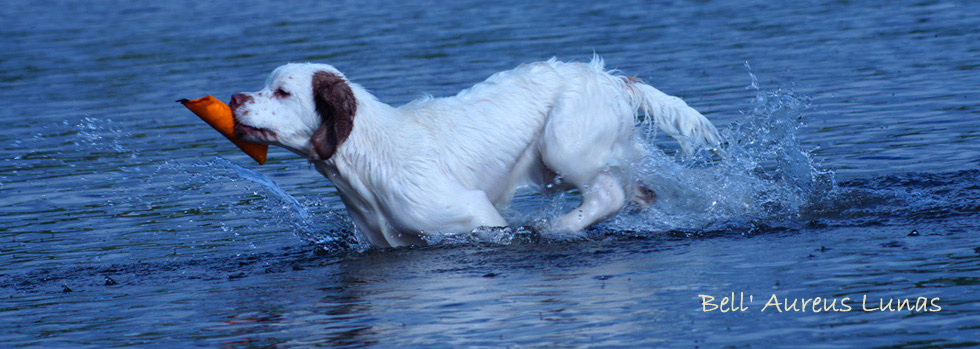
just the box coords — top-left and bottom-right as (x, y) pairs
(1, 0), (978, 347)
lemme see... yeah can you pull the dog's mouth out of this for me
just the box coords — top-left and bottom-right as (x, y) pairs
(234, 122), (277, 144)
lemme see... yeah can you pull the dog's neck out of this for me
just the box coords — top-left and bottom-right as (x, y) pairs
(315, 88), (402, 194)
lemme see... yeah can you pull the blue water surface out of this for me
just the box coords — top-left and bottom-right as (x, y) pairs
(1, 0), (978, 347)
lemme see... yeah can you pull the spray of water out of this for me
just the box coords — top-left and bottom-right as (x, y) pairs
(206, 157), (362, 250)
(601, 67), (835, 236)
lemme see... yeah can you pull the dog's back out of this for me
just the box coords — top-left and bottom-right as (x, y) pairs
(395, 59), (640, 205)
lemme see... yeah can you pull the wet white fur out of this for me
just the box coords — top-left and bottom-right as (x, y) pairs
(234, 57), (721, 247)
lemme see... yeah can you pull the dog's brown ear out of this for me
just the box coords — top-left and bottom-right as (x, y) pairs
(310, 71), (357, 160)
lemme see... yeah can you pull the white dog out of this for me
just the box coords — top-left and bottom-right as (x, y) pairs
(230, 57), (721, 247)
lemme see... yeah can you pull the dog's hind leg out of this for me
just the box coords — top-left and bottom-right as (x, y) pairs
(537, 71), (637, 234)
(552, 171), (627, 234)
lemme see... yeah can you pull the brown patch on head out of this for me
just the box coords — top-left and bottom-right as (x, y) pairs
(309, 71), (356, 160)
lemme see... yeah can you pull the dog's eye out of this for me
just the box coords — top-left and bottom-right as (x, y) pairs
(274, 88), (291, 98)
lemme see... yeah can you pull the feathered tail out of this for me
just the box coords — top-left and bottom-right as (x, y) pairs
(629, 82), (722, 156)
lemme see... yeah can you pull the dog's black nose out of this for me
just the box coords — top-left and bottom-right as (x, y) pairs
(229, 93), (251, 112)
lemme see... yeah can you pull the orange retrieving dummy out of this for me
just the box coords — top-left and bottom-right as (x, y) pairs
(179, 96), (268, 165)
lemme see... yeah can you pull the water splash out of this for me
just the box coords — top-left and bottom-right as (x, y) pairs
(744, 61), (760, 91)
(73, 117), (139, 159)
(206, 157), (361, 251)
(107, 154), (364, 253)
(422, 226), (544, 246)
(213, 157), (310, 222)
(599, 76), (835, 236)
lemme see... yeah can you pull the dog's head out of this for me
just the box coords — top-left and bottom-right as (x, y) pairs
(231, 63), (357, 161)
